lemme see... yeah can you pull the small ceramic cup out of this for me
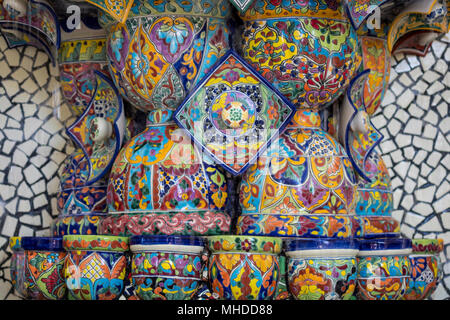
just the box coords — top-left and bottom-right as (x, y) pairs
(207, 235), (282, 300)
(357, 238), (412, 300)
(9, 237), (27, 298)
(63, 235), (129, 300)
(21, 237), (67, 300)
(403, 238), (444, 300)
(130, 235), (205, 300)
(285, 238), (359, 300)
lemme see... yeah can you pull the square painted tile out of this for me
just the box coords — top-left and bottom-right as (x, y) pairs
(174, 51), (296, 175)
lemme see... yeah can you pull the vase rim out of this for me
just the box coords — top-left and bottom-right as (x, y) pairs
(63, 235), (129, 251)
(21, 237), (64, 251)
(130, 235), (205, 247)
(357, 237), (412, 255)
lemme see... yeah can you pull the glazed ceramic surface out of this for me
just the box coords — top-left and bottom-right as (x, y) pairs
(99, 0), (231, 112)
(175, 51), (296, 176)
(9, 237), (27, 298)
(103, 109), (232, 237)
(63, 235), (129, 300)
(21, 237), (67, 300)
(357, 238), (412, 300)
(237, 0), (361, 110)
(237, 108), (359, 238)
(0, 0), (60, 62)
(130, 235), (205, 300)
(207, 235), (281, 300)
(403, 239), (443, 300)
(285, 238), (358, 300)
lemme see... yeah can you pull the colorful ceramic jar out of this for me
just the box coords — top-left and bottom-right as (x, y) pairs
(237, 0), (361, 110)
(208, 235), (282, 300)
(237, 108), (361, 239)
(285, 238), (358, 300)
(101, 109), (232, 237)
(99, 0), (231, 113)
(357, 238), (412, 300)
(130, 235), (205, 300)
(63, 235), (129, 300)
(9, 237), (27, 298)
(403, 239), (444, 300)
(21, 237), (67, 300)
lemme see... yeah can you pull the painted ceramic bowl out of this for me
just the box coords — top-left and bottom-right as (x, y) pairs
(105, 110), (232, 236)
(403, 239), (444, 300)
(357, 238), (412, 300)
(9, 236), (27, 298)
(285, 238), (358, 300)
(63, 235), (129, 300)
(21, 237), (67, 300)
(207, 235), (282, 300)
(237, 0), (361, 110)
(99, 0), (231, 112)
(130, 235), (205, 300)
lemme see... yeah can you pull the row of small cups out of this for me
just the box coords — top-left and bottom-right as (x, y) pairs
(9, 234), (443, 300)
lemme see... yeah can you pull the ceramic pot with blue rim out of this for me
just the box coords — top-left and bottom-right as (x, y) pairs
(98, 0), (231, 113)
(63, 235), (129, 300)
(207, 235), (282, 300)
(130, 235), (205, 300)
(357, 238), (412, 300)
(9, 237), (27, 298)
(21, 237), (67, 300)
(403, 239), (444, 300)
(285, 238), (359, 300)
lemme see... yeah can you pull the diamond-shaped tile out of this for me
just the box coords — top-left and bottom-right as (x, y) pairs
(174, 51), (296, 175)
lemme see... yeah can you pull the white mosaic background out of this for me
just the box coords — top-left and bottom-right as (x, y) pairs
(0, 28), (448, 299)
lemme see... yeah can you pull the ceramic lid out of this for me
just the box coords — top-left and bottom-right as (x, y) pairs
(358, 237), (412, 256)
(284, 238), (359, 258)
(21, 237), (64, 251)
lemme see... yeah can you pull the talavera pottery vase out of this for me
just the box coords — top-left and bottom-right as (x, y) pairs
(285, 238), (358, 300)
(357, 238), (412, 300)
(237, 108), (362, 239)
(98, 0), (231, 113)
(9, 237), (27, 298)
(237, 0), (361, 110)
(100, 109), (232, 237)
(63, 235), (129, 300)
(130, 235), (205, 300)
(52, 20), (126, 237)
(207, 235), (282, 300)
(403, 239), (444, 300)
(21, 237), (67, 300)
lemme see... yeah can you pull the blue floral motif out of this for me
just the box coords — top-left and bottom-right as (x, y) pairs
(157, 23), (190, 55)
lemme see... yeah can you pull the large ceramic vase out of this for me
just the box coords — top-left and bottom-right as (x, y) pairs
(21, 237), (67, 300)
(285, 238), (359, 300)
(403, 239), (444, 300)
(235, 0), (362, 239)
(51, 21), (126, 236)
(130, 235), (205, 300)
(98, 0), (231, 113)
(208, 235), (282, 300)
(236, 0), (361, 110)
(237, 108), (362, 239)
(100, 109), (232, 236)
(63, 235), (129, 300)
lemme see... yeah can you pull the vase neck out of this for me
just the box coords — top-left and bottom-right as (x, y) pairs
(287, 109), (321, 129)
(146, 109), (175, 127)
